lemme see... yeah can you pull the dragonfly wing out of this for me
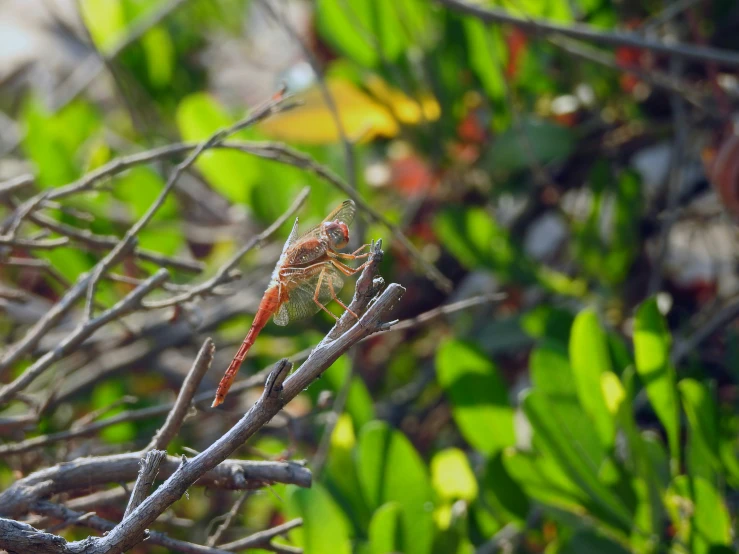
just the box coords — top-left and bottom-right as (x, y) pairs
(282, 217), (300, 253)
(280, 265), (346, 325)
(274, 303), (290, 326)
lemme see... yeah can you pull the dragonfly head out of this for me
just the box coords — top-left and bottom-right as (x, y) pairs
(323, 220), (350, 249)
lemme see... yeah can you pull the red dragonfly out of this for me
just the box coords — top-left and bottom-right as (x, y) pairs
(212, 200), (370, 407)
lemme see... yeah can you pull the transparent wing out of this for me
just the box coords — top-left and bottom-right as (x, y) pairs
(298, 200), (356, 242)
(282, 217), (300, 253)
(274, 303), (290, 326)
(278, 265), (346, 325)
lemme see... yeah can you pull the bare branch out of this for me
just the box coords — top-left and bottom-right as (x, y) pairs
(123, 450), (167, 519)
(217, 518), (303, 551)
(0, 269), (169, 405)
(143, 186), (311, 309)
(147, 339), (216, 451)
(438, 0), (739, 68)
(69, 249), (401, 553)
(0, 453), (311, 519)
(206, 490), (250, 547)
(0, 518), (71, 554)
(32, 501), (235, 554)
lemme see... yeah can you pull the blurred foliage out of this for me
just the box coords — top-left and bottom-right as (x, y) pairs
(1, 0), (738, 553)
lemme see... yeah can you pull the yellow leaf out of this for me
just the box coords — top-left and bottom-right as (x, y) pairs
(259, 77), (440, 144)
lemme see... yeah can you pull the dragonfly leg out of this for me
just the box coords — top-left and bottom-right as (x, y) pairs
(313, 267), (341, 323)
(333, 243), (371, 261)
(331, 258), (370, 276)
(326, 274), (360, 320)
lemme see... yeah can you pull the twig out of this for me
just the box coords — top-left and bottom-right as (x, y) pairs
(123, 450), (167, 519)
(0, 92), (292, 387)
(0, 269), (169, 406)
(225, 141), (452, 292)
(146, 339), (216, 451)
(672, 295), (739, 364)
(437, 0), (739, 67)
(385, 292), (505, 332)
(18, 207), (203, 273)
(63, 245), (400, 553)
(648, 56), (688, 295)
(32, 501), (235, 554)
(51, 0), (192, 110)
(0, 518), (69, 554)
(143, 186), (310, 309)
(0, 453), (311, 519)
(0, 174), (34, 196)
(217, 518), (303, 551)
(206, 490), (250, 547)
(0, 236), (69, 250)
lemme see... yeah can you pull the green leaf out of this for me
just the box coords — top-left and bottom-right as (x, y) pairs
(480, 452), (529, 522)
(463, 19), (506, 105)
(529, 342), (605, 464)
(436, 339), (515, 455)
(569, 310), (616, 449)
(316, 0), (378, 67)
(323, 355), (375, 428)
(368, 502), (402, 554)
(562, 530), (631, 554)
(431, 448), (478, 502)
(358, 421), (434, 554)
(80, 0), (127, 52)
(633, 299), (679, 473)
(679, 379), (721, 482)
(22, 98), (101, 188)
(141, 26), (175, 88)
(176, 93), (261, 204)
(286, 483), (352, 554)
(487, 119), (575, 175)
(668, 476), (732, 554)
(324, 414), (372, 532)
(522, 390), (633, 533)
(91, 380), (136, 443)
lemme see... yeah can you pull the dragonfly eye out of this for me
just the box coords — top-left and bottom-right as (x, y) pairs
(324, 221), (349, 249)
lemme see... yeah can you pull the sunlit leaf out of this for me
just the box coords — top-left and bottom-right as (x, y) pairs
(522, 390), (633, 533)
(141, 26), (175, 88)
(463, 19), (506, 105)
(679, 379), (721, 482)
(633, 299), (679, 473)
(368, 502), (402, 554)
(176, 93), (261, 203)
(569, 310), (616, 449)
(259, 77), (439, 144)
(80, 0), (127, 52)
(358, 421), (434, 554)
(431, 448), (478, 502)
(436, 339), (515, 455)
(287, 483), (352, 554)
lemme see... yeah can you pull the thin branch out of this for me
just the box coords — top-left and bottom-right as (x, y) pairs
(0, 236), (70, 250)
(437, 0), (739, 67)
(0, 453), (311, 519)
(217, 518), (303, 551)
(672, 295), (739, 364)
(146, 339), (216, 451)
(0, 92), (293, 386)
(225, 141), (452, 292)
(206, 490), (250, 547)
(0, 174), (34, 196)
(17, 206), (203, 273)
(123, 450), (167, 519)
(143, 186), (311, 309)
(70, 244), (401, 553)
(32, 501), (235, 554)
(386, 292), (505, 332)
(0, 269), (169, 406)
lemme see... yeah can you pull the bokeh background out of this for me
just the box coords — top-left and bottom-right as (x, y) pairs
(1, 0), (738, 553)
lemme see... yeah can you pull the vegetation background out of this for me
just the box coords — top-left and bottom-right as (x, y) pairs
(0, 0), (738, 553)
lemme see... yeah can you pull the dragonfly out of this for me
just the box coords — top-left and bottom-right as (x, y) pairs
(212, 200), (371, 407)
